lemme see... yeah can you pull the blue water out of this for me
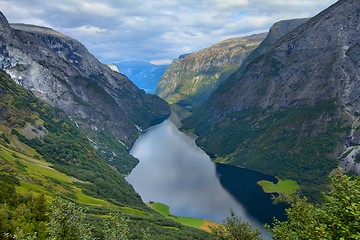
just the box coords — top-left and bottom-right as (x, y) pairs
(126, 120), (285, 236)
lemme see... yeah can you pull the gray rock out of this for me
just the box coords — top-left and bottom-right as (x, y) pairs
(0, 13), (170, 144)
(214, 0), (360, 118)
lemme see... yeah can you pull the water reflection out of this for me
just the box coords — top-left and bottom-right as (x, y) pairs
(126, 120), (250, 222)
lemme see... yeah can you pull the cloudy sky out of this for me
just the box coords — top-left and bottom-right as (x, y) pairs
(1, 0), (338, 64)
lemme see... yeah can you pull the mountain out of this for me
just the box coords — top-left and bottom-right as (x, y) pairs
(155, 33), (267, 107)
(231, 18), (309, 84)
(183, 0), (360, 200)
(0, 17), (170, 145)
(113, 61), (169, 93)
(0, 70), (212, 239)
(0, 14), (170, 173)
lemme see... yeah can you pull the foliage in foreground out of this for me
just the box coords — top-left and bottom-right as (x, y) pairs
(0, 182), (48, 240)
(48, 199), (93, 240)
(267, 170), (360, 240)
(210, 210), (261, 240)
(0, 184), (149, 240)
(208, 170), (359, 240)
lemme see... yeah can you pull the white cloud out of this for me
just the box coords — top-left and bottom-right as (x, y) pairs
(66, 25), (108, 37)
(0, 0), (338, 63)
(150, 59), (173, 65)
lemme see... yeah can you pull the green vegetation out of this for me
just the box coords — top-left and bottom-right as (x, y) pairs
(48, 198), (93, 240)
(148, 202), (219, 231)
(160, 65), (240, 107)
(149, 202), (171, 216)
(207, 171), (360, 240)
(214, 157), (229, 163)
(267, 170), (360, 240)
(257, 179), (300, 195)
(89, 130), (138, 174)
(210, 210), (261, 240)
(0, 69), (144, 208)
(0, 70), (213, 239)
(184, 100), (351, 201)
(157, 37), (264, 108)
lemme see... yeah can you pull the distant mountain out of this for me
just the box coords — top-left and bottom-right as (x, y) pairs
(155, 33), (267, 107)
(183, 0), (360, 200)
(0, 13), (170, 173)
(113, 61), (169, 93)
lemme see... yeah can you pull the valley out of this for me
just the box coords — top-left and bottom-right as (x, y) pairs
(0, 0), (359, 239)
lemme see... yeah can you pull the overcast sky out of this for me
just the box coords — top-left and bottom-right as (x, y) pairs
(1, 0), (338, 64)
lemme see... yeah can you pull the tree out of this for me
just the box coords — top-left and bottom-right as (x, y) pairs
(267, 170), (360, 240)
(47, 198), (93, 240)
(103, 212), (152, 240)
(103, 212), (130, 240)
(210, 210), (261, 240)
(0, 184), (48, 240)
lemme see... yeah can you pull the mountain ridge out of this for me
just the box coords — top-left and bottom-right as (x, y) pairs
(182, 0), (360, 199)
(1, 16), (170, 145)
(155, 33), (267, 107)
(0, 13), (170, 173)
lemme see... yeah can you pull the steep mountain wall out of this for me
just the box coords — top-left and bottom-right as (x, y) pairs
(183, 0), (359, 199)
(0, 17), (170, 146)
(156, 33), (266, 107)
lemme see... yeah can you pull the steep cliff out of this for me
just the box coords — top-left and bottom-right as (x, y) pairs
(0, 14), (170, 173)
(156, 33), (266, 107)
(0, 17), (170, 146)
(183, 0), (359, 199)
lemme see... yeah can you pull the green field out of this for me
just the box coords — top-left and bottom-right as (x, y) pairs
(257, 178), (300, 195)
(148, 202), (219, 231)
(0, 144), (143, 214)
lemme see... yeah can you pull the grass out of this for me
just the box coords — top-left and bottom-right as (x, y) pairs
(119, 206), (149, 216)
(214, 157), (228, 163)
(174, 216), (204, 228)
(149, 202), (171, 216)
(148, 202), (219, 232)
(1, 144), (125, 212)
(257, 178), (300, 195)
(201, 220), (221, 232)
(74, 187), (116, 207)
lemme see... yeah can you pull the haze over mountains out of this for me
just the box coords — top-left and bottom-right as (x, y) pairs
(113, 61), (169, 94)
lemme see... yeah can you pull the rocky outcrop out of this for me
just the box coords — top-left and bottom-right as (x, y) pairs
(217, 0), (360, 115)
(155, 33), (266, 106)
(107, 64), (120, 73)
(183, 0), (360, 199)
(233, 18), (309, 81)
(0, 14), (170, 145)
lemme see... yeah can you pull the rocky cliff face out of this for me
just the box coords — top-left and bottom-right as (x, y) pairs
(0, 15), (170, 145)
(233, 18), (309, 81)
(156, 33), (266, 106)
(218, 1), (359, 115)
(183, 0), (360, 199)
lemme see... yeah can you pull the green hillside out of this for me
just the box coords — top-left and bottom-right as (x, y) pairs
(183, 101), (351, 201)
(0, 70), (213, 239)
